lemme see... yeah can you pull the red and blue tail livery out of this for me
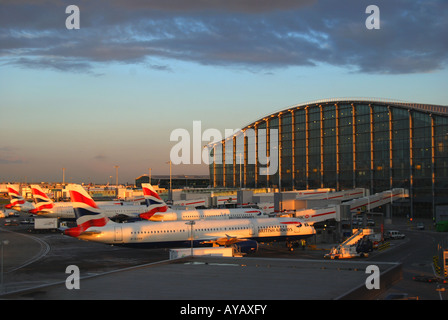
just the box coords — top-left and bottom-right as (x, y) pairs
(65, 184), (109, 237)
(140, 183), (168, 220)
(6, 184), (25, 209)
(6, 184), (35, 212)
(30, 184), (54, 213)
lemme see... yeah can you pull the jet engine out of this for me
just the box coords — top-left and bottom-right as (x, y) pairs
(231, 239), (258, 254)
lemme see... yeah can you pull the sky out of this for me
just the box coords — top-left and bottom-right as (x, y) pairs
(1, 0), (447, 184)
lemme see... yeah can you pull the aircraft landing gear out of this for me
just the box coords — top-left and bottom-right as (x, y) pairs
(286, 241), (297, 252)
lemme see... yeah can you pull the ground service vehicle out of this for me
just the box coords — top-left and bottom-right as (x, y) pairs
(384, 230), (405, 240)
(33, 217), (59, 232)
(325, 229), (374, 259)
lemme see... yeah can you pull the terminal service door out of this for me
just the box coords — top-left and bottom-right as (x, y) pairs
(249, 223), (255, 236)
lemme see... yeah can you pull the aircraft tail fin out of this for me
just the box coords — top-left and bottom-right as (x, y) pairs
(6, 184), (25, 209)
(30, 184), (54, 213)
(140, 183), (168, 220)
(64, 184), (110, 237)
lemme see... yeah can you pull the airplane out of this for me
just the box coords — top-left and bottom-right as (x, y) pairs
(29, 184), (141, 218)
(29, 184), (74, 218)
(29, 184), (167, 220)
(5, 184), (35, 212)
(141, 184), (267, 221)
(138, 183), (169, 220)
(64, 184), (316, 253)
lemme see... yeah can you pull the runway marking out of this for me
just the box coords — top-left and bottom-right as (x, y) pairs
(0, 227), (51, 273)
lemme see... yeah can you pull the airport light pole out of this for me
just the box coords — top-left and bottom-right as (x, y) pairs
(186, 221), (195, 257)
(114, 165), (119, 187)
(169, 161), (172, 191)
(166, 161), (172, 203)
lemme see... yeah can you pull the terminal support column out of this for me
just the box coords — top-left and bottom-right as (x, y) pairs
(222, 138), (226, 187)
(335, 103), (340, 191)
(278, 112), (282, 191)
(255, 124), (258, 188)
(320, 105), (324, 188)
(266, 118), (270, 187)
(305, 106), (310, 189)
(369, 104), (374, 194)
(291, 109), (295, 190)
(430, 114), (436, 221)
(244, 129), (248, 188)
(351, 103), (357, 189)
(388, 106), (393, 190)
(408, 110), (414, 220)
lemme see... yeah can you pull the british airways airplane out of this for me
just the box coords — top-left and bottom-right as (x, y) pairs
(64, 184), (316, 253)
(5, 184), (35, 212)
(141, 184), (267, 221)
(29, 184), (165, 220)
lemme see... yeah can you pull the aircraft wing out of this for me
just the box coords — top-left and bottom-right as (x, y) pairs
(199, 234), (244, 246)
(112, 213), (141, 222)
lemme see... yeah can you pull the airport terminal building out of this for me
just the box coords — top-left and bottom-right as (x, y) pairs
(208, 98), (448, 219)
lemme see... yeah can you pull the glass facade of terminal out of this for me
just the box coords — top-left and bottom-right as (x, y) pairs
(208, 99), (448, 218)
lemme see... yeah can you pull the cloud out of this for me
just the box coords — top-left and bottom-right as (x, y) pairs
(110, 0), (316, 13)
(4, 56), (94, 73)
(0, 158), (25, 164)
(0, 146), (26, 164)
(148, 64), (173, 72)
(94, 154), (108, 161)
(0, 0), (447, 74)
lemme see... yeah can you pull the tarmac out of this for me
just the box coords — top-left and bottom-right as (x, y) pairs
(0, 223), (402, 300)
(2, 256), (401, 300)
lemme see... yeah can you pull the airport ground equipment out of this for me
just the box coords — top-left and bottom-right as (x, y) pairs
(324, 228), (375, 259)
(413, 275), (448, 284)
(169, 247), (234, 259)
(445, 250), (448, 278)
(436, 221), (448, 232)
(384, 230), (405, 240)
(32, 217), (61, 232)
(434, 250), (448, 278)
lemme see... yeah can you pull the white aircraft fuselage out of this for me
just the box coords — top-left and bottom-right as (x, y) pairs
(74, 217), (315, 249)
(149, 208), (266, 221)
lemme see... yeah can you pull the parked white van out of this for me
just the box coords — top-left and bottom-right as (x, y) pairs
(384, 230), (405, 240)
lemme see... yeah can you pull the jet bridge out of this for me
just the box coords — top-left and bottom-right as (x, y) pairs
(295, 188), (366, 201)
(270, 188), (368, 214)
(293, 188), (408, 225)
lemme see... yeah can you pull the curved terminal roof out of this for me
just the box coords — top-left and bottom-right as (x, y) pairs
(255, 97), (448, 127)
(208, 97), (448, 147)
